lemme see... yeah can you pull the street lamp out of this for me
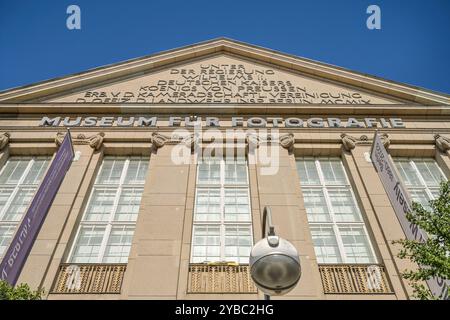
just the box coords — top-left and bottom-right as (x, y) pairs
(249, 206), (301, 299)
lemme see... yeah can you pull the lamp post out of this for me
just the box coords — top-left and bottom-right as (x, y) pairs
(249, 206), (301, 300)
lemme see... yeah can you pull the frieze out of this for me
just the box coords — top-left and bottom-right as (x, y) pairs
(40, 116), (405, 129)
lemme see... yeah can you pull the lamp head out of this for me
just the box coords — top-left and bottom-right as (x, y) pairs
(249, 236), (301, 296)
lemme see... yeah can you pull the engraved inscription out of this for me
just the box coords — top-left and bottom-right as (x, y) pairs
(72, 64), (375, 104)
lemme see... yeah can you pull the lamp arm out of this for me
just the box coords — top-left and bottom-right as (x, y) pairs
(262, 206), (275, 238)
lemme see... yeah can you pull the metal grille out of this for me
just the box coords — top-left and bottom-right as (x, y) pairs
(188, 264), (257, 293)
(51, 264), (126, 294)
(319, 264), (393, 294)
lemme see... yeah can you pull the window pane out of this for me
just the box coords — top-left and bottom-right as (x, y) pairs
(328, 189), (362, 222)
(84, 188), (116, 221)
(415, 160), (445, 188)
(395, 158), (447, 212)
(197, 161), (220, 185)
(224, 160), (247, 185)
(296, 159), (320, 185)
(311, 226), (342, 264)
(225, 226), (252, 264)
(96, 159), (125, 184)
(429, 188), (440, 200)
(2, 187), (36, 221)
(0, 224), (16, 257)
(0, 159), (28, 185)
(224, 189), (250, 222)
(303, 189), (330, 222)
(23, 158), (50, 185)
(194, 189), (221, 221)
(115, 188), (143, 222)
(0, 188), (14, 216)
(409, 189), (432, 210)
(320, 159), (347, 185)
(192, 226), (220, 263)
(71, 226), (105, 263)
(124, 159), (148, 184)
(339, 226), (375, 264)
(103, 226), (134, 263)
(395, 160), (422, 187)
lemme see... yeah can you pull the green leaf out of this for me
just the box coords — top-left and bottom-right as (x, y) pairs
(395, 181), (450, 300)
(0, 280), (43, 300)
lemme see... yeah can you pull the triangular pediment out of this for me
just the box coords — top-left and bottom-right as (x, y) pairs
(44, 53), (401, 105)
(0, 38), (448, 105)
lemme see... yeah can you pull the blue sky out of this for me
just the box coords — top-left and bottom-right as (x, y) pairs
(0, 0), (449, 94)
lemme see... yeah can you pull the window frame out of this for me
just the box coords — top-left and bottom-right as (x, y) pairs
(191, 157), (253, 264)
(297, 157), (378, 264)
(67, 156), (148, 264)
(394, 157), (447, 207)
(0, 156), (51, 258)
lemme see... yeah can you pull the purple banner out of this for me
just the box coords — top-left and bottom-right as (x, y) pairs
(0, 130), (74, 285)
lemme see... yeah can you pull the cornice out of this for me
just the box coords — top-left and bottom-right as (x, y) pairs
(1, 103), (450, 117)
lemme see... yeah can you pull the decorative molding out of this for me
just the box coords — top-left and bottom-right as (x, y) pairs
(246, 133), (261, 150)
(87, 132), (105, 150)
(246, 133), (285, 151)
(341, 133), (390, 151)
(435, 134), (450, 152)
(150, 132), (192, 152)
(380, 133), (390, 150)
(0, 132), (10, 151)
(150, 132), (170, 150)
(55, 132), (65, 147)
(340, 133), (359, 151)
(151, 132), (287, 152)
(181, 134), (197, 152)
(279, 133), (295, 152)
(55, 132), (105, 150)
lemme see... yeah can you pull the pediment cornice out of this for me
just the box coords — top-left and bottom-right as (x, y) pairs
(0, 38), (448, 105)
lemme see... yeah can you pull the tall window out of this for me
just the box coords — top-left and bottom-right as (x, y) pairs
(68, 156), (149, 263)
(394, 158), (446, 209)
(296, 157), (376, 264)
(0, 156), (50, 257)
(191, 157), (252, 264)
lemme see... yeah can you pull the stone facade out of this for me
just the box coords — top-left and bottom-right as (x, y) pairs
(0, 39), (448, 300)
